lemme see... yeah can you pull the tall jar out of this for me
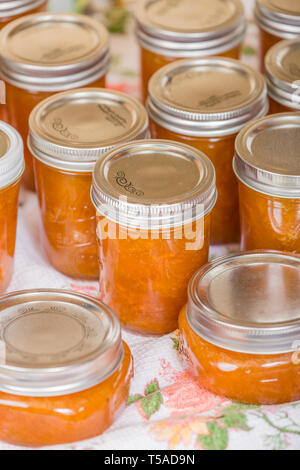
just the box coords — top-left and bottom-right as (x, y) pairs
(148, 58), (268, 245)
(92, 140), (217, 335)
(0, 290), (133, 447)
(135, 0), (246, 102)
(0, 121), (24, 293)
(255, 0), (300, 72)
(29, 88), (149, 280)
(179, 251), (300, 405)
(265, 38), (300, 113)
(0, 12), (110, 190)
(234, 113), (300, 254)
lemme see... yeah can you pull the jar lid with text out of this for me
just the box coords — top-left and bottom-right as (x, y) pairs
(187, 251), (300, 355)
(0, 290), (124, 397)
(0, 12), (110, 91)
(135, 0), (246, 58)
(29, 88), (149, 173)
(0, 121), (24, 189)
(148, 57), (268, 137)
(255, 0), (300, 38)
(0, 0), (45, 18)
(234, 112), (300, 198)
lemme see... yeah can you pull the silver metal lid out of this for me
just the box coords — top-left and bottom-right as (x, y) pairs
(0, 121), (24, 189)
(0, 0), (45, 18)
(0, 13), (110, 92)
(255, 0), (300, 38)
(187, 251), (300, 355)
(135, 0), (246, 58)
(28, 88), (149, 173)
(234, 112), (300, 198)
(92, 139), (217, 230)
(0, 290), (124, 397)
(266, 38), (300, 110)
(148, 58), (268, 137)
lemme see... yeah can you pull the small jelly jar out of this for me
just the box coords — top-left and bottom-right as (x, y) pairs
(0, 0), (47, 29)
(134, 0), (246, 102)
(148, 58), (268, 245)
(265, 38), (300, 113)
(255, 0), (300, 72)
(0, 121), (24, 293)
(92, 139), (217, 335)
(179, 251), (300, 405)
(0, 290), (133, 447)
(0, 12), (110, 190)
(29, 88), (148, 280)
(234, 112), (300, 254)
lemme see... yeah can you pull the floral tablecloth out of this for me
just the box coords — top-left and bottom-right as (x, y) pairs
(1, 0), (300, 451)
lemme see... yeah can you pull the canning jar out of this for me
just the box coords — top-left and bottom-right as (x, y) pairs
(265, 38), (300, 113)
(0, 121), (24, 293)
(135, 0), (246, 102)
(92, 140), (217, 335)
(148, 58), (268, 245)
(0, 13), (110, 190)
(179, 251), (300, 405)
(29, 88), (148, 280)
(0, 0), (47, 29)
(255, 0), (300, 72)
(0, 290), (133, 447)
(234, 113), (300, 253)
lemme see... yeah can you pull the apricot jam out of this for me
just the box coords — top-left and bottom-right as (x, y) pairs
(0, 121), (24, 293)
(0, 290), (133, 447)
(148, 58), (268, 245)
(92, 140), (217, 335)
(135, 0), (246, 102)
(234, 113), (300, 254)
(265, 38), (300, 113)
(179, 251), (300, 405)
(0, 12), (110, 190)
(255, 0), (300, 72)
(29, 88), (148, 280)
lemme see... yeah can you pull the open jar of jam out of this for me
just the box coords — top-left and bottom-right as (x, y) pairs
(29, 88), (148, 280)
(0, 121), (24, 293)
(148, 58), (268, 245)
(179, 251), (300, 405)
(135, 0), (246, 102)
(255, 0), (300, 72)
(0, 12), (110, 190)
(92, 140), (217, 335)
(0, 289), (133, 447)
(266, 38), (300, 113)
(234, 113), (300, 254)
(0, 0), (47, 29)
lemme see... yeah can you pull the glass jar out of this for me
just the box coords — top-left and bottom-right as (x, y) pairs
(29, 88), (149, 280)
(0, 121), (24, 293)
(0, 290), (133, 447)
(255, 0), (300, 72)
(0, 0), (47, 29)
(91, 140), (217, 335)
(0, 13), (110, 191)
(265, 38), (300, 113)
(135, 0), (246, 102)
(234, 113), (300, 254)
(148, 58), (268, 245)
(179, 251), (300, 405)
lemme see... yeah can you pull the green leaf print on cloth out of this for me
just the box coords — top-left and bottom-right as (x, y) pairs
(127, 380), (163, 420)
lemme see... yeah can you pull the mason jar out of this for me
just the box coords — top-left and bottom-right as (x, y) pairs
(0, 12), (110, 190)
(0, 0), (47, 29)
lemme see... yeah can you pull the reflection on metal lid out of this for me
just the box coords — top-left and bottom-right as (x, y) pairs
(0, 0), (45, 18)
(255, 0), (300, 38)
(0, 122), (24, 189)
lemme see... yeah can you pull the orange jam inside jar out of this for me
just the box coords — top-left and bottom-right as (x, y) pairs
(92, 140), (217, 335)
(0, 290), (133, 447)
(234, 113), (300, 254)
(29, 88), (148, 280)
(0, 0), (47, 29)
(179, 251), (300, 405)
(0, 13), (110, 191)
(0, 121), (24, 293)
(148, 58), (268, 246)
(265, 38), (300, 114)
(134, 0), (246, 102)
(255, 0), (300, 72)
